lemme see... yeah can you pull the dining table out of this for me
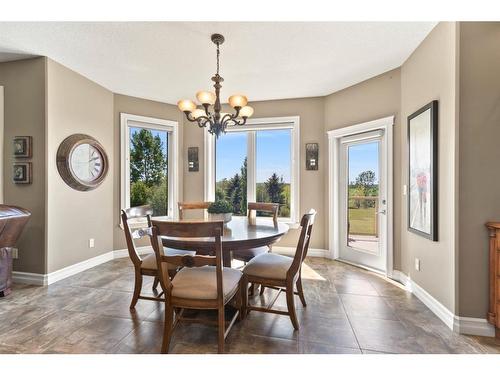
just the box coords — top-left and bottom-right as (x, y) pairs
(157, 215), (290, 267)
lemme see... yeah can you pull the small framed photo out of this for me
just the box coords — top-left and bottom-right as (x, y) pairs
(13, 162), (32, 184)
(13, 136), (32, 158)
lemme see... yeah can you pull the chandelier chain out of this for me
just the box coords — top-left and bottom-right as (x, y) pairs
(216, 42), (220, 76)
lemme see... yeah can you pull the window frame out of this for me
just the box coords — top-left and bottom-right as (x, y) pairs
(205, 116), (300, 223)
(120, 113), (179, 220)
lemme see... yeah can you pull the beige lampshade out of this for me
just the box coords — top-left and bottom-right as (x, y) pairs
(177, 99), (196, 112)
(191, 109), (206, 119)
(239, 105), (254, 118)
(196, 91), (216, 105)
(228, 94), (248, 108)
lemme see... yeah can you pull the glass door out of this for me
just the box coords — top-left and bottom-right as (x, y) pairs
(339, 130), (386, 272)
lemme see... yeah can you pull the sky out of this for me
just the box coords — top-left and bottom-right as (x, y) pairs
(348, 141), (379, 184)
(216, 129), (291, 183)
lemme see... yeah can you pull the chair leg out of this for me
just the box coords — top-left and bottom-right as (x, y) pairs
(259, 285), (265, 296)
(241, 276), (249, 320)
(152, 276), (160, 291)
(218, 307), (225, 354)
(130, 271), (143, 310)
(296, 276), (307, 307)
(161, 304), (174, 354)
(286, 281), (300, 330)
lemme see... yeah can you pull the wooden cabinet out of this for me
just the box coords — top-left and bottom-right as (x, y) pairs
(486, 222), (500, 338)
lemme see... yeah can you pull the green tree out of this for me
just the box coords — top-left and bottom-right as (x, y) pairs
(355, 170), (376, 208)
(265, 173), (285, 208)
(130, 181), (151, 207)
(130, 129), (167, 187)
(227, 173), (243, 214)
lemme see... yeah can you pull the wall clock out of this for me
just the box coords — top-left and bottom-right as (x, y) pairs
(56, 134), (109, 191)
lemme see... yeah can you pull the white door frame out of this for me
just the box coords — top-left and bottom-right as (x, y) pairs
(327, 116), (394, 277)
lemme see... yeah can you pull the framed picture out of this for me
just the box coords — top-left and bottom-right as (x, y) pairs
(305, 143), (318, 170)
(13, 162), (32, 184)
(13, 136), (32, 158)
(407, 100), (438, 241)
(188, 147), (199, 172)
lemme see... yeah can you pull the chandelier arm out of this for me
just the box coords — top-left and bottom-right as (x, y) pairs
(184, 112), (199, 123)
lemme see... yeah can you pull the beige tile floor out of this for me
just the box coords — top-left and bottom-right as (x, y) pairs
(0, 257), (499, 354)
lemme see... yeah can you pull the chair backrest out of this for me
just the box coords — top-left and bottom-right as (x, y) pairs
(247, 202), (279, 224)
(178, 201), (211, 220)
(121, 205), (154, 267)
(150, 220), (224, 300)
(287, 209), (317, 279)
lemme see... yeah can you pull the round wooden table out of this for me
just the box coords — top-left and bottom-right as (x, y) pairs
(160, 216), (289, 267)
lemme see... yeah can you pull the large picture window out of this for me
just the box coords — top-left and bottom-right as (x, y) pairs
(121, 113), (179, 218)
(208, 117), (299, 222)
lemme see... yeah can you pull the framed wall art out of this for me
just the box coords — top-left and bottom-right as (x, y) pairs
(13, 136), (32, 158)
(407, 100), (438, 241)
(13, 162), (32, 184)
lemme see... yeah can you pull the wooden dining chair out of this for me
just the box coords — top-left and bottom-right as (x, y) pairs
(151, 220), (244, 354)
(232, 202), (279, 263)
(241, 209), (316, 330)
(121, 206), (195, 309)
(178, 201), (211, 220)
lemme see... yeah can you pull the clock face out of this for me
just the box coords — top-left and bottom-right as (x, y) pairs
(70, 143), (104, 182)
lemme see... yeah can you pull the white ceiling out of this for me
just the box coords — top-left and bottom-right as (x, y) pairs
(0, 22), (436, 104)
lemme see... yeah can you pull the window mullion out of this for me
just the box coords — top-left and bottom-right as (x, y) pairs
(247, 131), (256, 204)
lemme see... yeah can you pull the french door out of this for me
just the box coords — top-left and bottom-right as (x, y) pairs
(338, 130), (387, 273)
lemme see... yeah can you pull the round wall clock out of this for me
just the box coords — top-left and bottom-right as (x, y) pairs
(56, 134), (109, 191)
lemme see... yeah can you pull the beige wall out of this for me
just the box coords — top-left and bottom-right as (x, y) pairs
(324, 68), (401, 268)
(458, 22), (500, 317)
(112, 94), (184, 250)
(183, 97), (326, 249)
(0, 57), (47, 274)
(45, 59), (114, 273)
(400, 22), (459, 313)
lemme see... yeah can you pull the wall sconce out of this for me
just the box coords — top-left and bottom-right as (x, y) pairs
(188, 147), (199, 172)
(306, 143), (318, 171)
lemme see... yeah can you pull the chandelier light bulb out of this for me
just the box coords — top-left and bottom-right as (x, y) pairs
(196, 91), (216, 105)
(191, 109), (206, 119)
(228, 95), (248, 109)
(239, 105), (254, 118)
(177, 99), (196, 113)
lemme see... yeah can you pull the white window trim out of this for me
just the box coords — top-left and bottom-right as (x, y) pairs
(120, 113), (180, 220)
(205, 116), (300, 224)
(327, 115), (394, 277)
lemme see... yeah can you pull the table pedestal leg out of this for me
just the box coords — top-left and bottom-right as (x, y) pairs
(223, 250), (232, 268)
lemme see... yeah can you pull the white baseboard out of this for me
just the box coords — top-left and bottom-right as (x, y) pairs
(274, 246), (330, 258)
(391, 270), (495, 337)
(11, 271), (48, 286)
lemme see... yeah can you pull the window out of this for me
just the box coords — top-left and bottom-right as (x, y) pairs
(121, 113), (179, 218)
(207, 116), (299, 222)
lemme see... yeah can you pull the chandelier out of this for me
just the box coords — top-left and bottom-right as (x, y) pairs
(177, 33), (254, 138)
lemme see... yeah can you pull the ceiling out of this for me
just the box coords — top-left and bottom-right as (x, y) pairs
(0, 22), (436, 104)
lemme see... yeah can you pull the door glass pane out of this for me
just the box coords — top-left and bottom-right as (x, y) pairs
(256, 129), (291, 218)
(215, 132), (248, 215)
(347, 141), (379, 253)
(129, 127), (169, 216)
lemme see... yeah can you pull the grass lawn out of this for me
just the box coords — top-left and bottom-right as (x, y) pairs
(348, 207), (377, 236)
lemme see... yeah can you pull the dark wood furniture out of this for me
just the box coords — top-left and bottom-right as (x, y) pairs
(232, 202), (279, 263)
(178, 201), (210, 220)
(121, 206), (194, 309)
(242, 209), (316, 330)
(151, 220), (243, 354)
(486, 222), (500, 338)
(160, 216), (289, 267)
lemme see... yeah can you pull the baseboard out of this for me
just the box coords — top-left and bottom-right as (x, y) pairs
(274, 246), (330, 258)
(11, 271), (48, 286)
(391, 270), (495, 337)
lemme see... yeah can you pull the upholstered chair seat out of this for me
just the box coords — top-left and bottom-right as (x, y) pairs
(171, 266), (242, 300)
(232, 246), (268, 263)
(243, 253), (293, 280)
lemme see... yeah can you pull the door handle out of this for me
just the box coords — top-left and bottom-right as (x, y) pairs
(378, 209), (386, 215)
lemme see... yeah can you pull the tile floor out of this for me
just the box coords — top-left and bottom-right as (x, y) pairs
(0, 257), (499, 354)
